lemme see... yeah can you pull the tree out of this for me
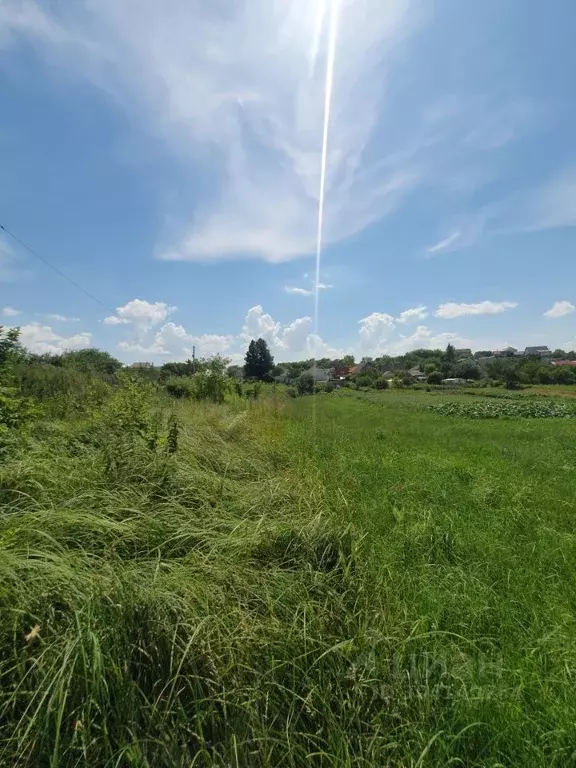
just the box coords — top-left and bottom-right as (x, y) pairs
(60, 348), (122, 375)
(342, 354), (355, 367)
(454, 360), (482, 380)
(444, 343), (456, 363)
(296, 372), (315, 395)
(244, 338), (274, 380)
(427, 371), (443, 385)
(0, 326), (22, 367)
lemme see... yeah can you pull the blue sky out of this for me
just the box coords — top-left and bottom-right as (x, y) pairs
(1, 0), (575, 362)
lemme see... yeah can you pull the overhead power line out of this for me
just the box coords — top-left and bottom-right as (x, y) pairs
(0, 222), (114, 313)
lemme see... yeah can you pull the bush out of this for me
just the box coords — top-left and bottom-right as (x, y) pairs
(374, 377), (389, 390)
(14, 363), (111, 416)
(165, 376), (194, 399)
(427, 371), (443, 385)
(324, 381), (335, 393)
(296, 373), (314, 396)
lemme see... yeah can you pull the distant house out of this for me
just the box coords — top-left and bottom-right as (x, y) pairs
(349, 359), (374, 376)
(130, 362), (153, 369)
(494, 346), (517, 357)
(408, 366), (427, 382)
(332, 365), (350, 380)
(442, 377), (466, 385)
(524, 346), (552, 357)
(455, 349), (472, 359)
(551, 360), (576, 367)
(303, 366), (332, 382)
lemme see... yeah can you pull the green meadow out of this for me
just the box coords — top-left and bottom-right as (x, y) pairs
(2, 382), (576, 766)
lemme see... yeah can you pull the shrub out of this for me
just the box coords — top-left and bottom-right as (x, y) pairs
(165, 376), (194, 399)
(427, 371), (443, 385)
(374, 377), (389, 390)
(296, 373), (314, 396)
(324, 381), (335, 393)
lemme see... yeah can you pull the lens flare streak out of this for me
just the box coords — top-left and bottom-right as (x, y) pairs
(313, 0), (340, 425)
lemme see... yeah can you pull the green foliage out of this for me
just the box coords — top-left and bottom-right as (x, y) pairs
(244, 338), (274, 380)
(296, 372), (315, 395)
(444, 342), (456, 362)
(166, 414), (179, 454)
(0, 325), (22, 368)
(374, 377), (389, 390)
(14, 362), (111, 416)
(165, 375), (195, 398)
(160, 359), (197, 378)
(58, 347), (122, 374)
(430, 399), (576, 419)
(427, 370), (443, 385)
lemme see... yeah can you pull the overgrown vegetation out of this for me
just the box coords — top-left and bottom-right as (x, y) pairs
(1, 327), (576, 765)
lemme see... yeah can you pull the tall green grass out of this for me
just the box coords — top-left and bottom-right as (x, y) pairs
(2, 384), (576, 765)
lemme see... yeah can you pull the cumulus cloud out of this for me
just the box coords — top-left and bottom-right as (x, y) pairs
(119, 321), (233, 359)
(240, 305), (338, 360)
(1, 306), (21, 317)
(18, 323), (91, 354)
(435, 301), (518, 319)
(396, 305), (428, 323)
(104, 299), (176, 329)
(386, 325), (472, 356)
(543, 300), (575, 319)
(358, 312), (396, 354)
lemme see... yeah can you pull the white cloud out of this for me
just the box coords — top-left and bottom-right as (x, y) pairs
(0, 0), (425, 263)
(103, 315), (130, 326)
(285, 286), (314, 297)
(544, 300), (575, 319)
(427, 230), (461, 254)
(18, 323), (91, 354)
(386, 326), (472, 356)
(435, 301), (518, 319)
(240, 304), (336, 360)
(396, 305), (428, 323)
(285, 281), (332, 297)
(105, 299), (176, 329)
(44, 313), (80, 322)
(118, 321), (233, 360)
(1, 306), (21, 317)
(358, 312), (396, 354)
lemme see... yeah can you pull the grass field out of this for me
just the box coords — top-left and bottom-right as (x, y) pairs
(2, 384), (576, 766)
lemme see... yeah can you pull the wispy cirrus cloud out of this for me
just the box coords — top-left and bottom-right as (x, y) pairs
(284, 281), (332, 297)
(435, 301), (518, 319)
(285, 286), (314, 297)
(44, 313), (80, 323)
(0, 0), (423, 264)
